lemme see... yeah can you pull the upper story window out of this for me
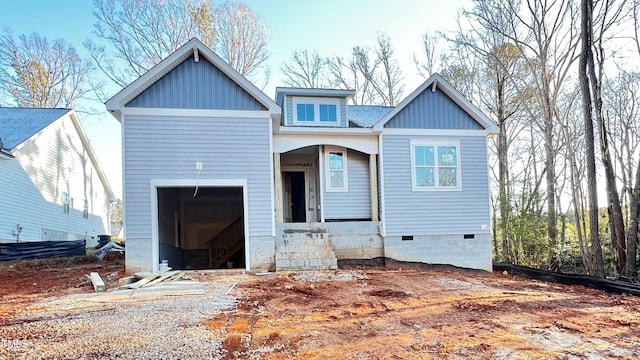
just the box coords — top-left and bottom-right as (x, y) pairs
(325, 146), (348, 192)
(410, 139), (461, 191)
(292, 97), (340, 126)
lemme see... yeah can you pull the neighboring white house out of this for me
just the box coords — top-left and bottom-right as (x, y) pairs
(0, 108), (115, 245)
(107, 39), (498, 273)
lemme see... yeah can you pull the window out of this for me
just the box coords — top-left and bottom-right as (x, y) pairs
(83, 199), (89, 219)
(296, 103), (314, 121)
(411, 140), (461, 191)
(325, 147), (348, 192)
(292, 97), (340, 125)
(319, 104), (337, 122)
(63, 192), (70, 214)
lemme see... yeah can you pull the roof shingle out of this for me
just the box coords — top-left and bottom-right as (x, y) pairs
(0, 108), (70, 149)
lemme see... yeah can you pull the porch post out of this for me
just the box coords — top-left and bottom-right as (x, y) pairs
(274, 152), (283, 223)
(369, 154), (379, 221)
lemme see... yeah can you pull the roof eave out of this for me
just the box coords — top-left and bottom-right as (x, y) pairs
(106, 38), (281, 118)
(372, 73), (498, 134)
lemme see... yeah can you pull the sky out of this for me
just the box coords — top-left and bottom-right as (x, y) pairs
(0, 0), (472, 198)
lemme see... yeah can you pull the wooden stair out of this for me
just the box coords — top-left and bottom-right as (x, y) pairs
(208, 217), (244, 268)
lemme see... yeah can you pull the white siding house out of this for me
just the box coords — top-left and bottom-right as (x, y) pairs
(108, 38), (498, 274)
(0, 108), (115, 245)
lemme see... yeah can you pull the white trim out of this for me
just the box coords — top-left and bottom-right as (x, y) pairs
(292, 97), (341, 126)
(150, 178), (250, 272)
(324, 146), (348, 192)
(121, 114), (127, 240)
(268, 119), (276, 237)
(382, 129), (489, 137)
(410, 139), (462, 192)
(372, 73), (498, 134)
(106, 38), (280, 121)
(319, 146), (325, 222)
(378, 134), (386, 237)
(123, 107), (271, 119)
(276, 87), (356, 99)
(276, 126), (375, 135)
(273, 134), (378, 155)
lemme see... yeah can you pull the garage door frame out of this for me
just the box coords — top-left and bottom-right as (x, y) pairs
(150, 178), (250, 272)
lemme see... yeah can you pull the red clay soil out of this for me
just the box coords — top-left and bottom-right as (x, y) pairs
(210, 267), (640, 359)
(0, 254), (124, 324)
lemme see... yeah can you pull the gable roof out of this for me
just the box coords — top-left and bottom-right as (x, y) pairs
(0, 107), (115, 200)
(372, 73), (499, 133)
(106, 38), (280, 120)
(275, 87), (356, 106)
(347, 105), (393, 128)
(0, 108), (71, 149)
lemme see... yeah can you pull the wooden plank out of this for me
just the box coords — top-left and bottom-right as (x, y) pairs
(143, 271), (180, 287)
(90, 272), (106, 292)
(122, 274), (158, 289)
(118, 276), (136, 286)
(133, 271), (154, 280)
(369, 154), (379, 221)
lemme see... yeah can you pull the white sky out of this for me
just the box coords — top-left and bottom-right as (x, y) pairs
(0, 0), (472, 198)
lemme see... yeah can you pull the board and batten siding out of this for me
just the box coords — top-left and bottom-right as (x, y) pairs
(382, 135), (490, 236)
(126, 56), (266, 111)
(322, 149), (371, 219)
(0, 117), (110, 243)
(283, 96), (348, 127)
(384, 89), (483, 129)
(123, 114), (272, 240)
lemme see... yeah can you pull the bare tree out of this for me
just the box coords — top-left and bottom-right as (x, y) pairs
(86, 0), (204, 88)
(372, 34), (404, 106)
(214, 1), (269, 79)
(281, 50), (328, 88)
(0, 31), (96, 108)
(326, 34), (404, 106)
(414, 31), (445, 78)
(463, 0), (581, 270)
(579, 0), (606, 277)
(87, 0), (269, 89)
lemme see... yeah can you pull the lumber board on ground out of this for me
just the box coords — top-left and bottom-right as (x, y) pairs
(90, 272), (105, 292)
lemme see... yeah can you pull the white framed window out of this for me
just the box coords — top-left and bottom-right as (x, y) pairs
(410, 139), (461, 191)
(83, 199), (89, 219)
(325, 146), (348, 192)
(292, 97), (340, 126)
(63, 192), (70, 214)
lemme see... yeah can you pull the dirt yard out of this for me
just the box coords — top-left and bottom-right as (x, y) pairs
(1, 256), (640, 359)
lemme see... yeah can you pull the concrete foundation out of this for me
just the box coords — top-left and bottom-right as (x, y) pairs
(383, 233), (492, 272)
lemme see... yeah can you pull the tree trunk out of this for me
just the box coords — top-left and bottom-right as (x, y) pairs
(543, 95), (558, 271)
(579, 0), (605, 277)
(625, 158), (640, 278)
(497, 78), (511, 262)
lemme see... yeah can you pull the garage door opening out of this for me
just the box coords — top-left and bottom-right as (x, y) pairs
(156, 187), (245, 270)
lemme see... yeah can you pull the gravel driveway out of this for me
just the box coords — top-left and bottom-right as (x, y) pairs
(0, 276), (244, 360)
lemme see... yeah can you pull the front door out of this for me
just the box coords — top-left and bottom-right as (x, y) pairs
(283, 171), (306, 222)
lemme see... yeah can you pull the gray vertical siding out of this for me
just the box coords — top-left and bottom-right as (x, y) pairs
(123, 115), (272, 238)
(283, 96), (348, 127)
(384, 89), (483, 129)
(382, 135), (490, 236)
(323, 149), (371, 219)
(126, 56), (266, 110)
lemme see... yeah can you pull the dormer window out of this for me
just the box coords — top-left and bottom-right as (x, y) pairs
(292, 97), (340, 126)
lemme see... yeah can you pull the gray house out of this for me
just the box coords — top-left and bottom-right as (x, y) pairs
(106, 39), (498, 273)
